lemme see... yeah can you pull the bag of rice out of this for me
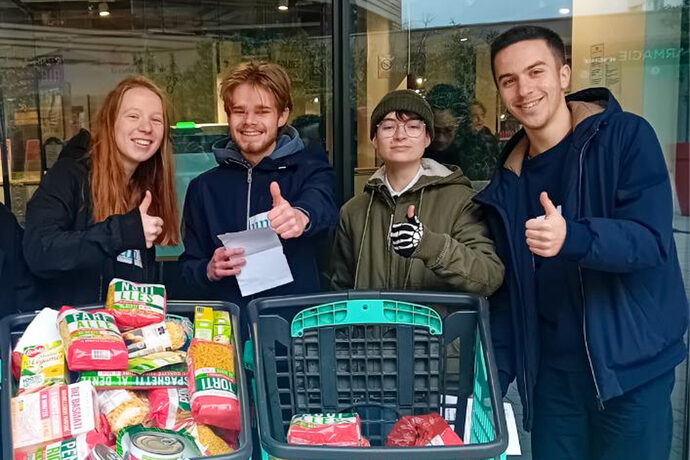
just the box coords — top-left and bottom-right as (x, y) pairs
(97, 389), (149, 434)
(57, 307), (128, 371)
(187, 338), (241, 431)
(148, 388), (193, 430)
(106, 278), (166, 330)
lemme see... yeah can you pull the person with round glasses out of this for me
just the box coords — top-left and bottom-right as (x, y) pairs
(330, 89), (504, 295)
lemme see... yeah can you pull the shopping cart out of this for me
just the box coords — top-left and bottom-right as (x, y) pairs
(0, 300), (253, 460)
(247, 290), (508, 460)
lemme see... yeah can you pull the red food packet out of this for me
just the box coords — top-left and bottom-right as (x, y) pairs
(187, 339), (241, 431)
(57, 307), (128, 371)
(386, 413), (463, 447)
(287, 414), (366, 447)
(148, 388), (193, 430)
(105, 279), (167, 331)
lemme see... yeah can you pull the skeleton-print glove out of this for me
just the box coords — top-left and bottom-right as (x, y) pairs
(390, 213), (424, 258)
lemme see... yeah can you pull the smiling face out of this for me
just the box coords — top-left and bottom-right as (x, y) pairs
(374, 111), (431, 167)
(226, 82), (290, 164)
(114, 86), (164, 177)
(493, 39), (571, 135)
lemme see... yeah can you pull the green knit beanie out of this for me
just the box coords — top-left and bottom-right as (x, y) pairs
(370, 89), (434, 140)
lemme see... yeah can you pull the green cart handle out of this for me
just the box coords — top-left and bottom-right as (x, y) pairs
(291, 299), (442, 337)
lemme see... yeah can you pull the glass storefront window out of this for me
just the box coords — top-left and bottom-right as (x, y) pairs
(351, 1), (687, 459)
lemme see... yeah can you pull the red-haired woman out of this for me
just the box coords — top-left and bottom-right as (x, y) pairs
(24, 76), (180, 307)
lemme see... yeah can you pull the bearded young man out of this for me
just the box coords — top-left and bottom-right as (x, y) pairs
(474, 25), (688, 460)
(180, 61), (338, 307)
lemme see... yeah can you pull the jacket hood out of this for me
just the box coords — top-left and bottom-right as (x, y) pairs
(501, 87), (619, 176)
(365, 158), (472, 194)
(58, 129), (91, 163)
(212, 124), (305, 166)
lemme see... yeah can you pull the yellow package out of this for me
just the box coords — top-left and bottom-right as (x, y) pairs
(18, 341), (68, 394)
(213, 310), (232, 345)
(194, 306), (214, 341)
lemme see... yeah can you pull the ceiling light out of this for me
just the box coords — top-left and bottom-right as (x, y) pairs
(460, 37), (468, 42)
(559, 7), (570, 14)
(98, 2), (110, 16)
(278, 0), (288, 11)
(415, 77), (423, 85)
(313, 97), (319, 103)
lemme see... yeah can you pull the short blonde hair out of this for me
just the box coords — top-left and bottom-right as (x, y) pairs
(220, 61), (293, 114)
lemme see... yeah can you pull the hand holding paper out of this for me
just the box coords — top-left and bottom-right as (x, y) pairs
(207, 247), (246, 282)
(217, 227), (294, 297)
(268, 181), (310, 239)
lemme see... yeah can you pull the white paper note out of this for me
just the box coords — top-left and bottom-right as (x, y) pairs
(463, 397), (521, 456)
(217, 227), (294, 297)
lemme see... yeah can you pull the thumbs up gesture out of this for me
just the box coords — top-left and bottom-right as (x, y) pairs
(139, 190), (164, 248)
(390, 205), (424, 258)
(268, 181), (310, 239)
(525, 192), (566, 257)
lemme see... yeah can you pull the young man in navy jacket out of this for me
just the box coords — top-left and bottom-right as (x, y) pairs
(474, 25), (688, 460)
(180, 61), (338, 308)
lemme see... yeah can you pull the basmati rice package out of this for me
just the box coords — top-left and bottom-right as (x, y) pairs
(187, 338), (241, 431)
(97, 389), (149, 434)
(57, 307), (128, 371)
(105, 278), (166, 330)
(148, 388), (192, 430)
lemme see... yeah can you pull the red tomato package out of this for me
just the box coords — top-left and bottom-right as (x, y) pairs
(386, 413), (463, 447)
(187, 339), (241, 431)
(105, 278), (167, 330)
(57, 307), (128, 371)
(287, 414), (368, 447)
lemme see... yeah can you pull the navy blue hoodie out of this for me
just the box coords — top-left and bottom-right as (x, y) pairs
(179, 125), (338, 307)
(475, 88), (688, 430)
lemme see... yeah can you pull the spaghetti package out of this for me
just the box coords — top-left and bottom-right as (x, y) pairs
(57, 307), (128, 371)
(148, 388), (193, 429)
(187, 339), (241, 431)
(105, 278), (166, 330)
(97, 389), (150, 434)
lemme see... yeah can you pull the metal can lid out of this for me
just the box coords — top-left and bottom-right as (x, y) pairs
(131, 431), (185, 455)
(89, 444), (125, 460)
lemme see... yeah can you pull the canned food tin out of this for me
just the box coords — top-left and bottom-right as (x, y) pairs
(129, 431), (186, 459)
(89, 444), (125, 460)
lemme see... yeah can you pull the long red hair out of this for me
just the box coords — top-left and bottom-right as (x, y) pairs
(90, 76), (180, 246)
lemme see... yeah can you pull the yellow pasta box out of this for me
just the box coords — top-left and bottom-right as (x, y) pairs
(213, 310), (232, 345)
(194, 306), (214, 341)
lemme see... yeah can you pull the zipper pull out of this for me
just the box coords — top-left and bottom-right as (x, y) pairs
(247, 168), (253, 184)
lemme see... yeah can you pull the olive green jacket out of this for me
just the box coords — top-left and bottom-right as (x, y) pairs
(330, 159), (504, 296)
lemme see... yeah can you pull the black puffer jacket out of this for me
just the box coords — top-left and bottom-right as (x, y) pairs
(0, 203), (43, 317)
(23, 130), (157, 307)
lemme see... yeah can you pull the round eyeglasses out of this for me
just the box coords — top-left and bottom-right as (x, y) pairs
(376, 119), (426, 138)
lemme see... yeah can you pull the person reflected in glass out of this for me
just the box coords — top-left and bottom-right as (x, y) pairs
(23, 76), (180, 307)
(331, 89), (503, 295)
(424, 108), (462, 167)
(457, 101), (501, 181)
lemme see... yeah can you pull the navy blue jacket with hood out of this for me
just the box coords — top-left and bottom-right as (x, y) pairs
(474, 87), (688, 430)
(179, 125), (338, 307)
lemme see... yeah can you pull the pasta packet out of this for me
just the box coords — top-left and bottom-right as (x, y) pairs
(97, 389), (149, 434)
(187, 338), (241, 430)
(148, 388), (193, 430)
(128, 350), (187, 374)
(80, 368), (187, 390)
(187, 424), (234, 456)
(57, 307), (128, 371)
(106, 278), (166, 331)
(122, 321), (186, 358)
(18, 340), (68, 394)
